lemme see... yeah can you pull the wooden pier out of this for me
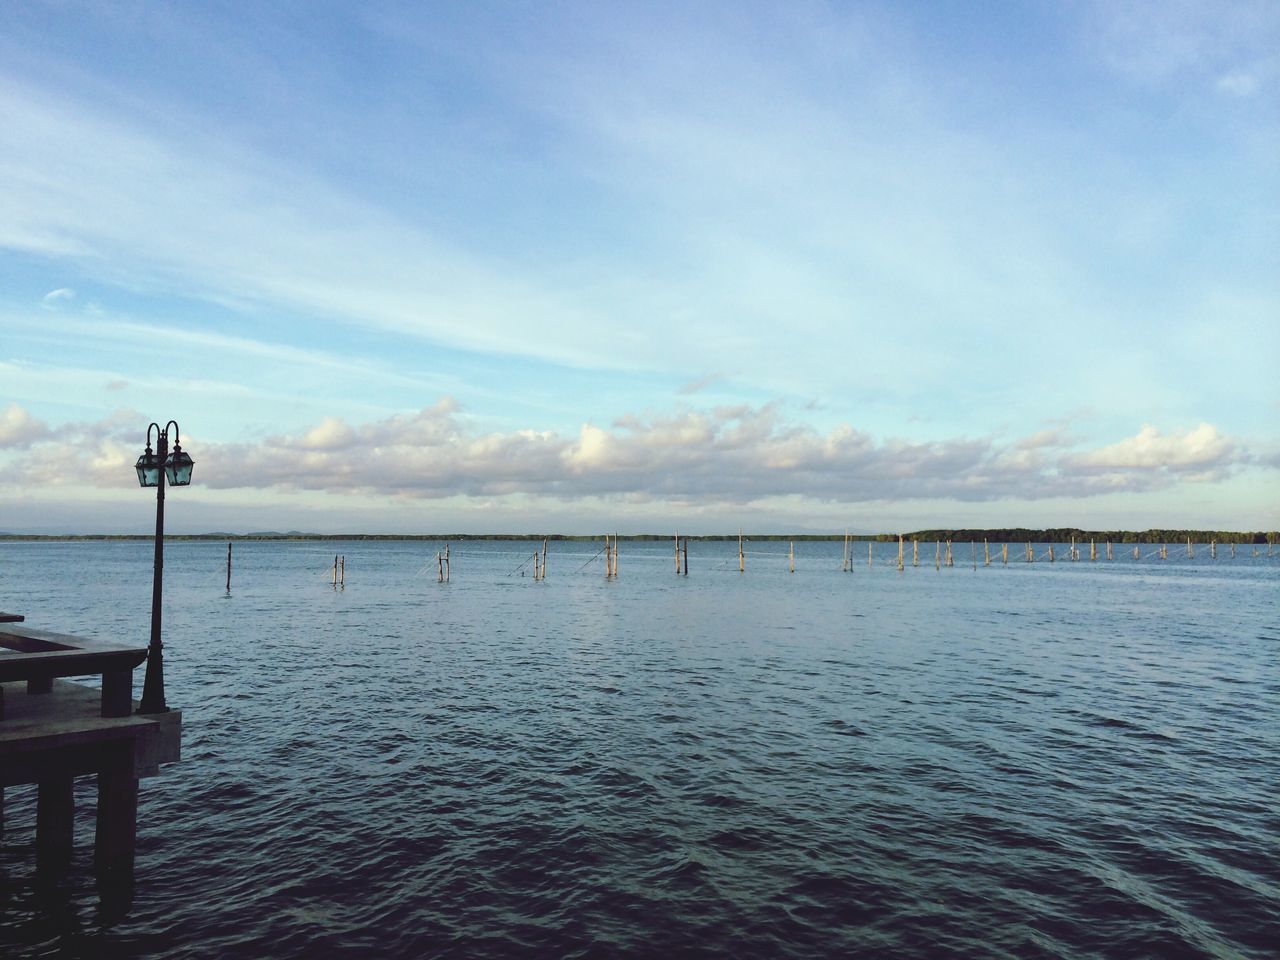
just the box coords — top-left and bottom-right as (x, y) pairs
(0, 623), (180, 880)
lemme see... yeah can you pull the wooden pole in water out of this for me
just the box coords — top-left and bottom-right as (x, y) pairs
(789, 540), (795, 574)
(1002, 542), (1008, 565)
(935, 540), (941, 570)
(675, 532), (681, 574)
(983, 539), (990, 566)
(971, 540), (976, 570)
(445, 543), (450, 582)
(739, 529), (745, 574)
(542, 539), (548, 579)
(438, 550), (444, 583)
(1211, 540), (1217, 560)
(867, 541), (872, 568)
(1106, 540), (1113, 561)
(1048, 542), (1055, 562)
(1026, 541), (1032, 563)
(843, 530), (849, 572)
(614, 533), (619, 577)
(225, 542), (232, 595)
(913, 539), (919, 567)
(1187, 537), (1193, 558)
(898, 534), (904, 572)
(339, 555), (345, 587)
(1133, 544), (1140, 560)
(604, 536), (611, 579)
(682, 537), (689, 576)
(333, 555), (339, 587)
(945, 540), (953, 567)
(1230, 542), (1235, 559)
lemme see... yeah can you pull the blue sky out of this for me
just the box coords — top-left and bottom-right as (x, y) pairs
(1, 1), (1276, 534)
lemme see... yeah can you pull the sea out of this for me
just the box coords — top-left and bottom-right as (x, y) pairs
(1, 538), (1276, 959)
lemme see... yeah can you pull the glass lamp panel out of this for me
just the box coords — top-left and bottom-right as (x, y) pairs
(165, 450), (194, 486)
(135, 452), (161, 487)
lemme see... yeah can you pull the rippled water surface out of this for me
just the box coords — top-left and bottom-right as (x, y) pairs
(2, 539), (1277, 958)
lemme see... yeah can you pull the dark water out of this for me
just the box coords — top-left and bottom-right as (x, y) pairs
(1, 539), (1277, 958)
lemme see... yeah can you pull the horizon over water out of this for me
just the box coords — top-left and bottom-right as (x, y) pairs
(1, 539), (1277, 958)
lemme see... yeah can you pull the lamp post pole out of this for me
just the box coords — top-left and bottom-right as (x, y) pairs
(135, 420), (192, 714)
(139, 426), (169, 714)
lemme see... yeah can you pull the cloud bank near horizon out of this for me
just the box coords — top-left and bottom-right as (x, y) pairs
(0, 403), (1254, 511)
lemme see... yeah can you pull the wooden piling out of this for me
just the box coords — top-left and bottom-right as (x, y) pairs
(945, 540), (953, 568)
(739, 529), (745, 574)
(1026, 541), (1033, 563)
(95, 759), (138, 879)
(444, 543), (450, 582)
(843, 530), (850, 572)
(912, 539), (919, 567)
(897, 534), (904, 572)
(1187, 537), (1193, 559)
(1231, 542), (1235, 559)
(339, 555), (345, 587)
(868, 541), (872, 568)
(438, 550), (445, 582)
(790, 541), (795, 574)
(1106, 540), (1113, 561)
(1211, 540), (1217, 560)
(225, 542), (232, 595)
(36, 776), (75, 876)
(983, 539), (990, 566)
(333, 555), (339, 588)
(970, 540), (976, 571)
(675, 532), (681, 574)
(935, 540), (941, 570)
(682, 537), (689, 576)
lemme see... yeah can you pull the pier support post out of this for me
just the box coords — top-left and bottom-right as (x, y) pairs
(36, 776), (75, 876)
(95, 763), (139, 879)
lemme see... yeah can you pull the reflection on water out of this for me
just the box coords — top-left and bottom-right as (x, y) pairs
(1, 539), (1277, 958)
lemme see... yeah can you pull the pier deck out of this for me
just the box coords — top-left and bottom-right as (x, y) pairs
(0, 626), (180, 879)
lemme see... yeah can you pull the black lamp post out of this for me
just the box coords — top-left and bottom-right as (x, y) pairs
(134, 420), (194, 714)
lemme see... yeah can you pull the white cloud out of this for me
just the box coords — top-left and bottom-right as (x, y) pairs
(40, 287), (75, 309)
(1065, 423), (1235, 472)
(0, 403), (50, 448)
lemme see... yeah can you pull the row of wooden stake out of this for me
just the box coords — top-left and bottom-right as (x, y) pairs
(218, 535), (1267, 594)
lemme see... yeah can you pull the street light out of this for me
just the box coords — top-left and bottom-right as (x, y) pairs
(134, 420), (194, 714)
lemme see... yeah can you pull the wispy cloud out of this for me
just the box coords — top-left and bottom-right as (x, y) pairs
(1084, 0), (1280, 90)
(677, 373), (725, 396)
(40, 287), (75, 309)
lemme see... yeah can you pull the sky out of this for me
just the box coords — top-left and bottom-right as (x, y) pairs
(1, 0), (1276, 535)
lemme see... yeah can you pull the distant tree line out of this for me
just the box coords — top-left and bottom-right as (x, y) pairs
(896, 528), (1278, 544)
(2, 529), (1276, 543)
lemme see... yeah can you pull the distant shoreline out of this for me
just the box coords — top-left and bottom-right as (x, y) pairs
(1, 529), (1276, 544)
